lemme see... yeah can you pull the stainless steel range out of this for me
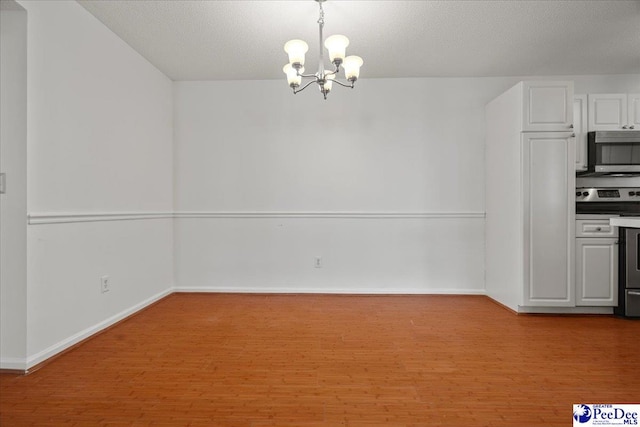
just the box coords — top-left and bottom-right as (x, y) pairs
(576, 186), (640, 317)
(576, 187), (640, 215)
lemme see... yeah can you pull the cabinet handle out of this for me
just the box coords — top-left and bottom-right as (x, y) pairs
(596, 227), (602, 231)
(571, 133), (576, 137)
(631, 125), (635, 129)
(569, 124), (574, 129)
(622, 125), (629, 129)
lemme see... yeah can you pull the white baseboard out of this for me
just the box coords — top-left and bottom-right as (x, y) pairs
(517, 305), (614, 314)
(174, 286), (487, 295)
(0, 357), (27, 371)
(22, 287), (173, 371)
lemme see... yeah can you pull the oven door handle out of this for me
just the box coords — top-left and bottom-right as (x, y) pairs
(629, 291), (640, 296)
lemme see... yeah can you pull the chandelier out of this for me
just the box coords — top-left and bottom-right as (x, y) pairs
(282, 0), (363, 100)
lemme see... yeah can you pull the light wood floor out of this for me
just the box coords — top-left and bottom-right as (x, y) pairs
(1, 293), (638, 426)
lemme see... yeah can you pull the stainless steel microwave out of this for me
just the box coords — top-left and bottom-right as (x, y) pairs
(582, 130), (640, 175)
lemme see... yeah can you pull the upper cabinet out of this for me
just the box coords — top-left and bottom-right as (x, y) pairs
(522, 81), (574, 132)
(588, 93), (640, 131)
(574, 95), (588, 171)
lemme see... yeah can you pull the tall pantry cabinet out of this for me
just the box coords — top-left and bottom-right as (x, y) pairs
(485, 81), (575, 312)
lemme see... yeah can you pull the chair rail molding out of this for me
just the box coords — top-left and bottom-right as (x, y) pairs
(173, 211), (485, 219)
(27, 211), (485, 224)
(27, 212), (174, 225)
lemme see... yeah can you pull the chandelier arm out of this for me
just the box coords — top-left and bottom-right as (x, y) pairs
(332, 79), (355, 89)
(298, 72), (319, 79)
(323, 68), (340, 78)
(293, 79), (318, 94)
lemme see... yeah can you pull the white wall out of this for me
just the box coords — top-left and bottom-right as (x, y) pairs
(175, 78), (491, 213)
(484, 82), (523, 312)
(570, 75), (640, 94)
(173, 78), (498, 293)
(0, 4), (28, 368)
(13, 0), (174, 369)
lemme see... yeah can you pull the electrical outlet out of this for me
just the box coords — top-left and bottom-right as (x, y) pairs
(100, 275), (110, 293)
(314, 256), (322, 268)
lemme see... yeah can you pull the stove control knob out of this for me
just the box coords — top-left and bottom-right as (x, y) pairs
(630, 191), (636, 196)
(582, 191), (589, 197)
(576, 191), (582, 197)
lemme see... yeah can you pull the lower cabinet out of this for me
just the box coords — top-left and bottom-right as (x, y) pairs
(575, 237), (618, 306)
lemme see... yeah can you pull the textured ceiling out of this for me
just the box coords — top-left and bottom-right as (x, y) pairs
(77, 0), (640, 81)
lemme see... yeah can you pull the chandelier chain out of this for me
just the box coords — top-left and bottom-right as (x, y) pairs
(317, 1), (324, 26)
(317, 1), (325, 75)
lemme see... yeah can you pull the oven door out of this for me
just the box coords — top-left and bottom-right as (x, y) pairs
(589, 131), (640, 173)
(625, 290), (640, 317)
(626, 228), (640, 287)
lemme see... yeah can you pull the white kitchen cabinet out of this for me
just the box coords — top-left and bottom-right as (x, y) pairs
(575, 237), (618, 306)
(485, 81), (575, 312)
(576, 219), (616, 238)
(574, 95), (587, 171)
(522, 133), (575, 307)
(588, 93), (639, 131)
(522, 81), (574, 132)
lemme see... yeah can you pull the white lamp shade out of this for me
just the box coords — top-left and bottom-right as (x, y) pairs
(324, 35), (349, 62)
(284, 39), (309, 66)
(343, 55), (363, 80)
(323, 72), (335, 91)
(283, 64), (303, 86)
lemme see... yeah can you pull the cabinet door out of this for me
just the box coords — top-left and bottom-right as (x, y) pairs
(576, 238), (618, 306)
(522, 133), (575, 307)
(522, 81), (574, 132)
(574, 95), (587, 171)
(628, 93), (640, 130)
(588, 94), (627, 131)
